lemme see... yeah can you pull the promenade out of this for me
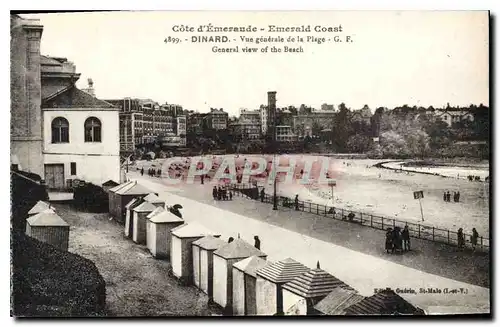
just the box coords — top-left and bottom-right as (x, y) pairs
(129, 173), (490, 314)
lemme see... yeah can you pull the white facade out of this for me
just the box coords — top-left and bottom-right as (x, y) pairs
(255, 277), (278, 315)
(43, 109), (120, 186)
(282, 289), (307, 315)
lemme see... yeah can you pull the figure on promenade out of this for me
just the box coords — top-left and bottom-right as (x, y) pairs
(217, 186), (222, 200)
(201, 174), (204, 185)
(391, 227), (402, 254)
(140, 167), (144, 176)
(457, 228), (465, 250)
(229, 191), (233, 201)
(456, 191), (460, 203)
(260, 188), (265, 202)
(446, 191), (451, 202)
(294, 194), (299, 211)
(471, 228), (479, 251)
(385, 228), (393, 254)
(254, 236), (261, 250)
(402, 225), (410, 251)
(212, 186), (217, 200)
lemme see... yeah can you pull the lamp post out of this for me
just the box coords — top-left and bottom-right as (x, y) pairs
(328, 179), (336, 213)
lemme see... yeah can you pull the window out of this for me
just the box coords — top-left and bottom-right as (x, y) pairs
(70, 162), (77, 175)
(51, 117), (69, 143)
(84, 117), (102, 142)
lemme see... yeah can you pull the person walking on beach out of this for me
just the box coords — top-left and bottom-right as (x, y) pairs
(140, 167), (144, 176)
(446, 191), (451, 202)
(457, 228), (465, 250)
(471, 228), (479, 251)
(385, 228), (393, 254)
(453, 192), (457, 202)
(443, 191), (447, 202)
(456, 191), (460, 203)
(402, 225), (410, 251)
(254, 236), (261, 250)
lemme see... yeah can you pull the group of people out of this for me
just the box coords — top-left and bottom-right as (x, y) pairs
(213, 186), (233, 201)
(140, 167), (161, 177)
(385, 225), (411, 254)
(443, 190), (460, 202)
(457, 227), (480, 251)
(467, 175), (483, 182)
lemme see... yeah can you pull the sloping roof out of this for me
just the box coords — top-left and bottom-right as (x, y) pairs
(171, 222), (218, 238)
(109, 180), (134, 193)
(148, 209), (184, 224)
(102, 180), (119, 187)
(214, 239), (266, 260)
(41, 84), (72, 101)
(132, 201), (157, 213)
(233, 256), (269, 277)
(42, 85), (117, 110)
(125, 197), (141, 209)
(192, 235), (226, 250)
(28, 201), (51, 215)
(344, 289), (424, 315)
(256, 257), (310, 284)
(143, 193), (164, 204)
(27, 211), (69, 227)
(146, 206), (165, 219)
(314, 287), (365, 315)
(115, 181), (152, 196)
(282, 268), (353, 299)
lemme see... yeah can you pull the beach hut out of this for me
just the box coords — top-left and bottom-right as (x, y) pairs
(343, 289), (425, 315)
(212, 239), (267, 311)
(27, 200), (52, 217)
(132, 201), (157, 245)
(232, 256), (269, 316)
(102, 180), (119, 193)
(255, 258), (310, 315)
(281, 268), (354, 315)
(108, 181), (152, 223)
(170, 223), (220, 284)
(146, 207), (184, 258)
(192, 235), (227, 297)
(313, 287), (365, 316)
(143, 193), (165, 208)
(25, 211), (70, 251)
(124, 197), (144, 238)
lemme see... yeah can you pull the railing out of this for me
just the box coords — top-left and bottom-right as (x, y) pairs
(229, 183), (490, 253)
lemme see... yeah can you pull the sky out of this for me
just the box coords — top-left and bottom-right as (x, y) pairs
(27, 11), (489, 115)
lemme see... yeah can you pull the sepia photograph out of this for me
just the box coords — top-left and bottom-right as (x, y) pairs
(10, 9), (491, 318)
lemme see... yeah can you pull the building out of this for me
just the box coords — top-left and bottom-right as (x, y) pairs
(10, 15), (44, 176)
(293, 110), (336, 138)
(41, 55), (121, 188)
(267, 92), (277, 140)
(206, 108), (228, 130)
(187, 112), (207, 135)
(321, 103), (335, 111)
(349, 105), (373, 125)
(276, 125), (297, 142)
(259, 105), (268, 135)
(435, 109), (474, 127)
(229, 122), (262, 140)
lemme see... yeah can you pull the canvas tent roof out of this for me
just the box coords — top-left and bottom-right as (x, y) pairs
(344, 289), (424, 315)
(148, 209), (184, 223)
(28, 201), (52, 215)
(256, 257), (310, 284)
(146, 206), (165, 219)
(125, 197), (142, 209)
(115, 181), (152, 195)
(282, 268), (353, 299)
(314, 287), (365, 315)
(192, 235), (226, 250)
(233, 255), (269, 277)
(27, 211), (69, 227)
(133, 201), (157, 213)
(109, 180), (134, 193)
(143, 193), (163, 204)
(171, 222), (218, 238)
(214, 239), (266, 260)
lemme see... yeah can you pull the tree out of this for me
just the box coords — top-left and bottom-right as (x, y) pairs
(346, 134), (372, 153)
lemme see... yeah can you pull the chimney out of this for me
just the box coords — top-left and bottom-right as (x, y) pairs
(85, 78), (95, 96)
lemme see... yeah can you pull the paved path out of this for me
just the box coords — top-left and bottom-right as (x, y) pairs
(131, 174), (490, 314)
(53, 203), (216, 316)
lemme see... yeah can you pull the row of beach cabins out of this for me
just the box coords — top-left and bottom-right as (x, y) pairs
(23, 179), (426, 316)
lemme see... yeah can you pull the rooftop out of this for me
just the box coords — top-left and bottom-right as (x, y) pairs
(214, 239), (266, 260)
(233, 256), (269, 277)
(256, 257), (310, 284)
(282, 268), (354, 299)
(192, 235), (227, 250)
(27, 211), (69, 227)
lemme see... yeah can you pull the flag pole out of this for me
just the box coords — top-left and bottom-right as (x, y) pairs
(419, 198), (424, 222)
